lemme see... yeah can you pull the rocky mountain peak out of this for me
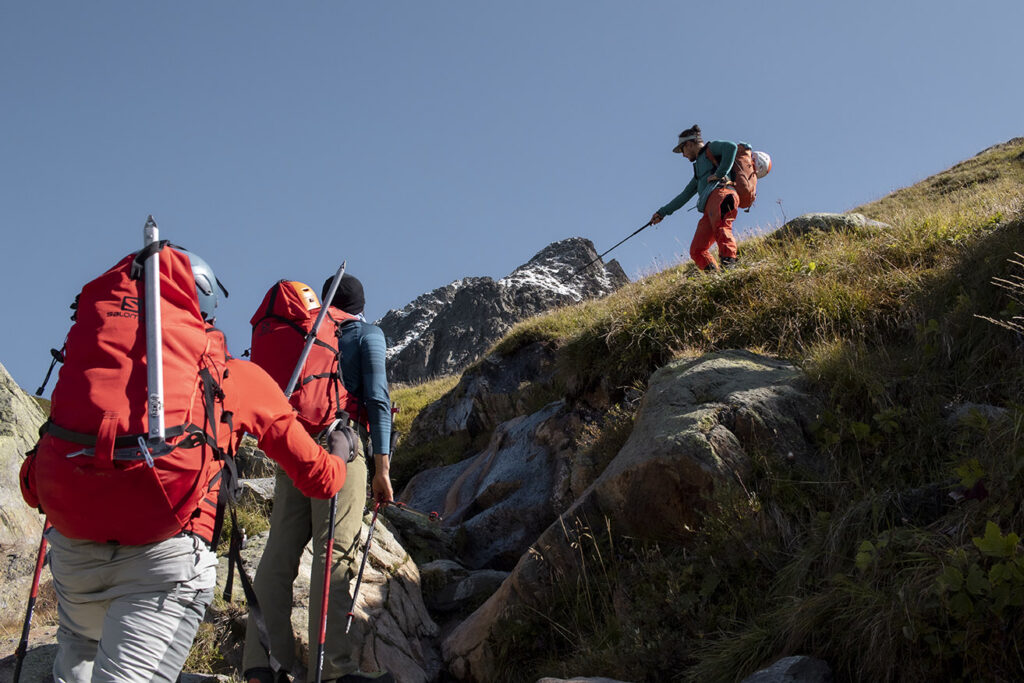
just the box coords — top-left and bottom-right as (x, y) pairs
(379, 237), (628, 385)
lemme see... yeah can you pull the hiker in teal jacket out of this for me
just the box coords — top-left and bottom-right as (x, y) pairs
(651, 124), (741, 271)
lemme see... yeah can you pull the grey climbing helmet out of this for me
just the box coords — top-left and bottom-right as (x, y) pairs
(179, 248), (229, 322)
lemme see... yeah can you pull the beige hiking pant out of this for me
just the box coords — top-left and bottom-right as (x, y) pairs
(242, 427), (369, 681)
(46, 528), (218, 683)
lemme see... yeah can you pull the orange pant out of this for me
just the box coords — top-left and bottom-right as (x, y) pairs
(690, 186), (739, 270)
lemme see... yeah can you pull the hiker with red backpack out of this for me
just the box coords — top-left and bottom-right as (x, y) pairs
(650, 124), (768, 272)
(241, 273), (394, 683)
(18, 234), (348, 683)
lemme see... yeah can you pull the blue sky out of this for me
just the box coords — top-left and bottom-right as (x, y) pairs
(2, 1), (1022, 393)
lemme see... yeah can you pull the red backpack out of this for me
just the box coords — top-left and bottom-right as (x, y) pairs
(706, 142), (758, 209)
(249, 280), (365, 434)
(32, 246), (235, 545)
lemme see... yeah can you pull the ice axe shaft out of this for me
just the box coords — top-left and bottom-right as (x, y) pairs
(573, 220), (654, 277)
(142, 216), (166, 449)
(285, 261), (347, 399)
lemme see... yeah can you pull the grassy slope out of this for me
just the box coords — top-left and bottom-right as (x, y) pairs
(398, 139), (1024, 682)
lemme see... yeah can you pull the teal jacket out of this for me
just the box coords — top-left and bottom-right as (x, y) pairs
(658, 140), (739, 215)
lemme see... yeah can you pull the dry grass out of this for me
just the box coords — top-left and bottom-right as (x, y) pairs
(475, 139), (1024, 681)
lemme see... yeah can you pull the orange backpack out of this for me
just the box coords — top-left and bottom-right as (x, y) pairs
(249, 281), (365, 434)
(706, 143), (758, 209)
(33, 247), (234, 545)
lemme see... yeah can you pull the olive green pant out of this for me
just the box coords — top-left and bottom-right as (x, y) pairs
(242, 429), (368, 681)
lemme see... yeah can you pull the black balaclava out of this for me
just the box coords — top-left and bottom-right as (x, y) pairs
(321, 273), (365, 315)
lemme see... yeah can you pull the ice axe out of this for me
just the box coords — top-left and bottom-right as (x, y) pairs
(139, 216), (171, 465)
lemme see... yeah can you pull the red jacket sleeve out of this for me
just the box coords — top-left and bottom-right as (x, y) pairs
(222, 359), (345, 499)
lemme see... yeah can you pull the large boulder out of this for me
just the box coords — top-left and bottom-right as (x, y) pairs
(0, 361), (50, 625)
(219, 511), (441, 683)
(769, 212), (890, 241)
(741, 655), (833, 683)
(0, 625), (59, 683)
(400, 400), (574, 570)
(442, 350), (823, 681)
(0, 361), (48, 551)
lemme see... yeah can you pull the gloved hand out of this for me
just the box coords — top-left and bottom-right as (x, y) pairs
(326, 421), (359, 464)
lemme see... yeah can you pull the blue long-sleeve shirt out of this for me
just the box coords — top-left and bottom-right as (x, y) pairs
(338, 320), (392, 455)
(658, 140), (740, 215)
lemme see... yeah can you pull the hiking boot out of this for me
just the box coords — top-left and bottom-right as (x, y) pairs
(330, 672), (395, 683)
(720, 256), (739, 269)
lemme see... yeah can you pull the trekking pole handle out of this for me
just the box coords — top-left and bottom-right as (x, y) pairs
(142, 216), (166, 445)
(285, 261), (347, 399)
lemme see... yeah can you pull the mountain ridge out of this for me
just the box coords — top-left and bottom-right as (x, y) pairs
(378, 236), (627, 384)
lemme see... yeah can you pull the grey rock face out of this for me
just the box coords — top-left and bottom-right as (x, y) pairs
(0, 626), (59, 683)
(419, 559), (508, 614)
(740, 655), (832, 683)
(379, 238), (628, 384)
(235, 435), (277, 478)
(0, 361), (48, 552)
(219, 512), (441, 683)
(401, 400), (570, 571)
(238, 477), (276, 507)
(443, 350), (823, 681)
(769, 212), (891, 241)
(401, 340), (557, 454)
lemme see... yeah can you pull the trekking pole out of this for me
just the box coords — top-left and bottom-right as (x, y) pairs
(285, 261), (346, 399)
(572, 219), (654, 277)
(314, 490), (339, 683)
(13, 520), (51, 683)
(345, 501), (382, 635)
(140, 216), (167, 463)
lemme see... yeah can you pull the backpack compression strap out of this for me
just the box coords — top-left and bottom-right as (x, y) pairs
(44, 369), (226, 466)
(223, 506), (288, 677)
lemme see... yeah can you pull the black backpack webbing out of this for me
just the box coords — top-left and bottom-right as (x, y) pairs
(215, 410), (290, 678)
